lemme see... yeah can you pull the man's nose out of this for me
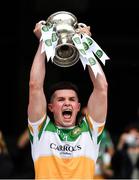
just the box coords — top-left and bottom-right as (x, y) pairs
(64, 100), (70, 106)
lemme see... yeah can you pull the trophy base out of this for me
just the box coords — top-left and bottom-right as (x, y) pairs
(53, 43), (79, 67)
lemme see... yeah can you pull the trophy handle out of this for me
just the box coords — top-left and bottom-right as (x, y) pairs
(38, 20), (46, 25)
(78, 23), (87, 28)
(75, 23), (87, 33)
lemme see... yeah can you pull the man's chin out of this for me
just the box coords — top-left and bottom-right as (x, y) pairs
(62, 120), (74, 127)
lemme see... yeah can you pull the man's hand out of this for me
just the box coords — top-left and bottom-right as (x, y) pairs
(76, 26), (92, 36)
(33, 20), (46, 40)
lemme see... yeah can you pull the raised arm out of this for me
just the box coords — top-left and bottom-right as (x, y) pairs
(28, 22), (47, 122)
(87, 64), (108, 123)
(76, 25), (108, 123)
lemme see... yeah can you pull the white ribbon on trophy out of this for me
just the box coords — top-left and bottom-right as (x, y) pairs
(72, 33), (110, 77)
(82, 34), (109, 65)
(40, 23), (58, 62)
(72, 34), (101, 77)
(40, 23), (110, 77)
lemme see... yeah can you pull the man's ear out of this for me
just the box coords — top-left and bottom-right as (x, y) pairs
(48, 103), (53, 112)
(78, 103), (81, 112)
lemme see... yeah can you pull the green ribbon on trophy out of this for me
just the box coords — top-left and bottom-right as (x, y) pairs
(72, 33), (110, 77)
(40, 23), (58, 62)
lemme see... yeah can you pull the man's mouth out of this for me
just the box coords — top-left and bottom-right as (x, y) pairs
(62, 109), (72, 119)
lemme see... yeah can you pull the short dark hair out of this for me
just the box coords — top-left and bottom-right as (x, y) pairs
(47, 81), (80, 102)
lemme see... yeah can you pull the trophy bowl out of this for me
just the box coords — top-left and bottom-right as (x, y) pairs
(46, 11), (80, 67)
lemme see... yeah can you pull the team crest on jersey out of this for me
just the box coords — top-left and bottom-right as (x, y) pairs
(71, 127), (81, 138)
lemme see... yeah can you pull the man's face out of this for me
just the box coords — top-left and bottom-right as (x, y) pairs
(48, 89), (80, 127)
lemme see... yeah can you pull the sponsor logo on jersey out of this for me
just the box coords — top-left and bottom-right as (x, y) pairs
(50, 143), (82, 153)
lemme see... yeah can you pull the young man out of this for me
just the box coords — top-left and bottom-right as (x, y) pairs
(28, 21), (108, 179)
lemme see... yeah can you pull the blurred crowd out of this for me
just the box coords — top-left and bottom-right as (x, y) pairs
(94, 122), (139, 179)
(0, 129), (34, 178)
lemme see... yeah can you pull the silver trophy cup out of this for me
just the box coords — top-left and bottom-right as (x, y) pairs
(46, 11), (81, 67)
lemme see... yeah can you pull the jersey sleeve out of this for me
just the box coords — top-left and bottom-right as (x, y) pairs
(85, 113), (106, 145)
(28, 114), (49, 144)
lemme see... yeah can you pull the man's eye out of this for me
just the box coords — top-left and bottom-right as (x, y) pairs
(70, 98), (75, 101)
(58, 99), (64, 101)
